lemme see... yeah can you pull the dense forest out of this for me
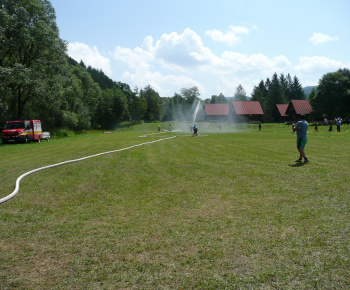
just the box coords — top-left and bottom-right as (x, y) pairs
(1, 0), (349, 130)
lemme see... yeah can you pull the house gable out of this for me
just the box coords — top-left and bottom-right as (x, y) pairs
(286, 100), (312, 116)
(275, 104), (288, 117)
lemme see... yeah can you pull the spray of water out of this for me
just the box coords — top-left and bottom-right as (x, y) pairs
(166, 99), (242, 134)
(192, 101), (201, 125)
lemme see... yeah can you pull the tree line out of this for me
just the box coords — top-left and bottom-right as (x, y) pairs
(309, 68), (350, 121)
(250, 72), (306, 122)
(1, 0), (349, 130)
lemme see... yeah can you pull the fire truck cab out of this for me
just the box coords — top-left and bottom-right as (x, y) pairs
(2, 120), (45, 144)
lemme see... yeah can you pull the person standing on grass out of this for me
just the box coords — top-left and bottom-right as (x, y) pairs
(293, 114), (309, 163)
(329, 121), (333, 132)
(192, 123), (198, 137)
(336, 118), (342, 132)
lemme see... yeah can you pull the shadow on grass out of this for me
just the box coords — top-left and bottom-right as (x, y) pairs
(288, 162), (309, 167)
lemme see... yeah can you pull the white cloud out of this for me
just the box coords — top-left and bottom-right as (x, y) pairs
(111, 28), (298, 97)
(217, 75), (257, 98)
(310, 33), (338, 45)
(69, 29), (346, 98)
(220, 51), (291, 74)
(152, 28), (217, 68)
(113, 29), (217, 74)
(121, 70), (202, 96)
(295, 56), (346, 73)
(68, 42), (112, 76)
(206, 25), (249, 47)
(112, 45), (153, 72)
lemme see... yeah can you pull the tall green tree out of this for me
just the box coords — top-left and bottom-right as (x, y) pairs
(135, 89), (148, 121)
(162, 97), (174, 121)
(87, 65), (116, 90)
(0, 0), (67, 121)
(233, 84), (247, 101)
(160, 97), (171, 121)
(279, 73), (288, 101)
(97, 87), (128, 129)
(290, 76), (306, 100)
(309, 68), (350, 119)
(266, 73), (286, 121)
(179, 87), (201, 121)
(251, 80), (268, 118)
(143, 85), (161, 121)
(125, 86), (139, 122)
(265, 78), (271, 91)
(60, 72), (85, 129)
(285, 73), (293, 101)
(209, 93), (227, 104)
(70, 64), (102, 128)
(251, 81), (268, 102)
(180, 86), (200, 105)
(172, 92), (185, 121)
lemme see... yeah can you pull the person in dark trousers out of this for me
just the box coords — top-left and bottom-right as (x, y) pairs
(259, 123), (261, 131)
(293, 114), (309, 164)
(192, 123), (198, 137)
(336, 119), (342, 132)
(329, 121), (333, 132)
(314, 122), (318, 132)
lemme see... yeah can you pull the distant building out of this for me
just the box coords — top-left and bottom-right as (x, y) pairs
(204, 104), (230, 122)
(231, 101), (264, 122)
(285, 100), (313, 119)
(274, 104), (289, 123)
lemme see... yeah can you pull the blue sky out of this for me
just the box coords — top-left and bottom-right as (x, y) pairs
(51, 0), (350, 99)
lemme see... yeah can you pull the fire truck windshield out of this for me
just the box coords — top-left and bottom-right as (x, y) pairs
(5, 122), (25, 130)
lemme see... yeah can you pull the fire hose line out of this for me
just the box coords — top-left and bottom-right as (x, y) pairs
(0, 136), (177, 205)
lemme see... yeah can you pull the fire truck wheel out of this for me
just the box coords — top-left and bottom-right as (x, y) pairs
(25, 137), (29, 144)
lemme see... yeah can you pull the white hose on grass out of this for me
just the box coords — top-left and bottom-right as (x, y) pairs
(0, 136), (177, 205)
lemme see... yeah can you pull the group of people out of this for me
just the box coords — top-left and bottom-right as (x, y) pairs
(333, 117), (343, 132)
(158, 114), (347, 164)
(324, 117), (343, 132)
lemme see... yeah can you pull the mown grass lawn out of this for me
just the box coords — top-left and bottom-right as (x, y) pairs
(0, 122), (349, 289)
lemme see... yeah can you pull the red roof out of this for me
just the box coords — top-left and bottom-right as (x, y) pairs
(276, 104), (288, 117)
(232, 101), (264, 115)
(204, 104), (230, 116)
(287, 100), (312, 115)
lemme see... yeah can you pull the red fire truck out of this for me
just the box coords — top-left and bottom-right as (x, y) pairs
(1, 120), (50, 144)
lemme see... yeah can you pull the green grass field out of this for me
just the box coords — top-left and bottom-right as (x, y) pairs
(1, 122), (349, 289)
